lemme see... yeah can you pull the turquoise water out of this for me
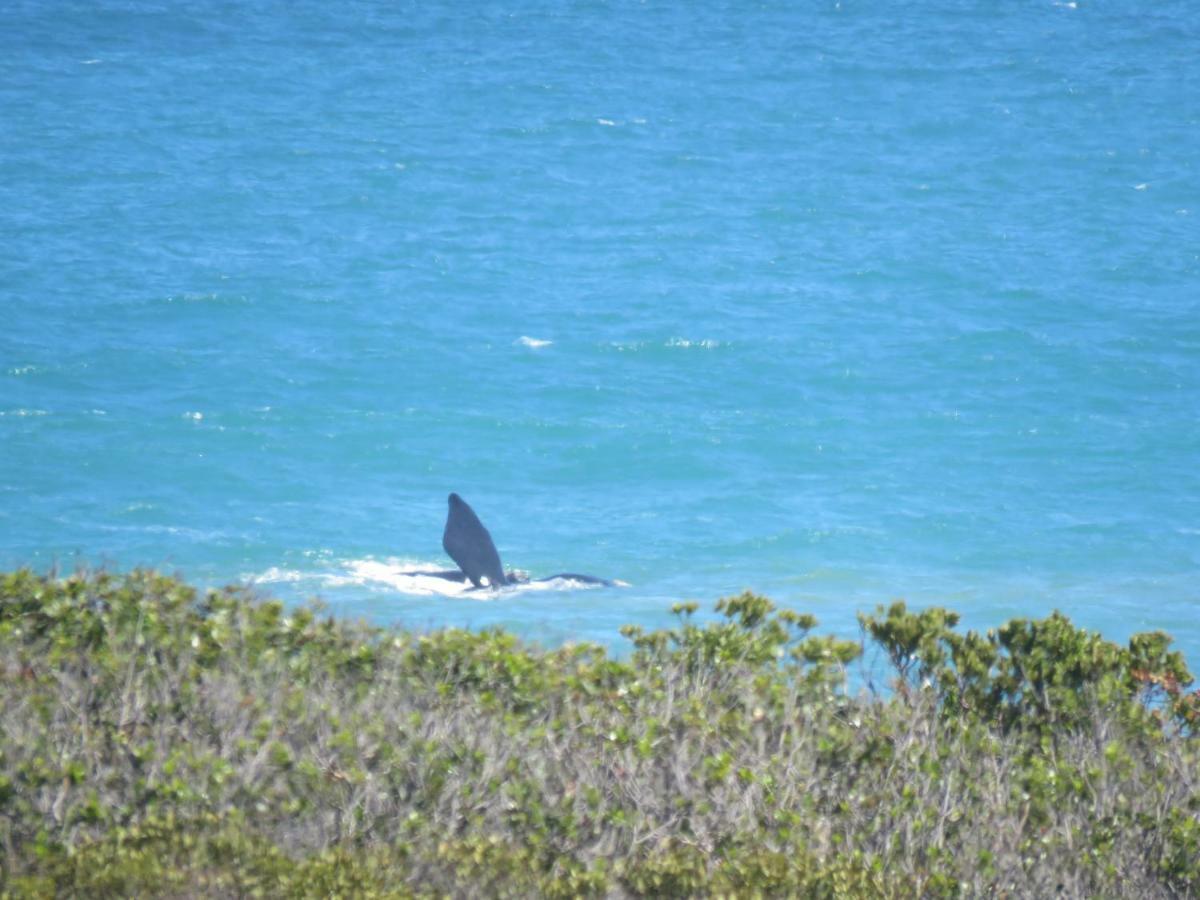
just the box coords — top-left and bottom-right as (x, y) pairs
(3, 1), (1198, 658)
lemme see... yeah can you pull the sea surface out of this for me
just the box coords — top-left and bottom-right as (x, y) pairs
(3, 1), (1198, 661)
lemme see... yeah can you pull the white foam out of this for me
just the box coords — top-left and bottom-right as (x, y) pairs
(339, 558), (476, 597)
(252, 566), (311, 584)
(516, 335), (552, 348)
(244, 557), (620, 599)
(666, 337), (720, 349)
(597, 118), (617, 126)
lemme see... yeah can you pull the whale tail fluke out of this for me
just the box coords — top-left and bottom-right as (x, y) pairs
(442, 493), (508, 589)
(441, 493), (621, 590)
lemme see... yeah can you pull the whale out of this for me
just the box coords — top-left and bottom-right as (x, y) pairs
(439, 492), (618, 590)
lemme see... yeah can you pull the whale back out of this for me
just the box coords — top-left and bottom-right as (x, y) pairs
(442, 493), (508, 589)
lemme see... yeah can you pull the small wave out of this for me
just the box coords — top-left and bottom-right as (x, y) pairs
(609, 340), (646, 352)
(97, 522), (226, 540)
(508, 574), (626, 592)
(516, 336), (553, 349)
(610, 338), (723, 353)
(0, 408), (48, 417)
(251, 566), (311, 584)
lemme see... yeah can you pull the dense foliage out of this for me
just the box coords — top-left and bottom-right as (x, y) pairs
(0, 569), (1197, 897)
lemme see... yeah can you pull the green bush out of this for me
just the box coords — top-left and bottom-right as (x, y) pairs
(859, 600), (1197, 736)
(0, 569), (1197, 898)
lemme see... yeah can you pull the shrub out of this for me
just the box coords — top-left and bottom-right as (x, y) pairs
(0, 569), (1196, 897)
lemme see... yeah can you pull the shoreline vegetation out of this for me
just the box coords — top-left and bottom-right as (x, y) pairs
(0, 569), (1198, 898)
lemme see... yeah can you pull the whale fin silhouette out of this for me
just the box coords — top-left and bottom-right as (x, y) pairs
(442, 493), (509, 589)
(441, 493), (621, 590)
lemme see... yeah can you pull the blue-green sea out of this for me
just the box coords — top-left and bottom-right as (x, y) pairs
(3, 1), (1198, 658)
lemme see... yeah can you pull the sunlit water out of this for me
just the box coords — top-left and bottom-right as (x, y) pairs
(3, 1), (1197, 659)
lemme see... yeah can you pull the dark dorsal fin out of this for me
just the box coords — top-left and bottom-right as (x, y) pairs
(442, 493), (508, 589)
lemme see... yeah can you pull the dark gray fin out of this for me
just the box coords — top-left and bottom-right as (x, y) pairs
(442, 493), (508, 590)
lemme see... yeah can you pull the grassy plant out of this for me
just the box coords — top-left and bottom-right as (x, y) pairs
(0, 570), (1197, 897)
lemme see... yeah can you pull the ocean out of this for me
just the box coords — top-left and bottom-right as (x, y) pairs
(3, 0), (1197, 660)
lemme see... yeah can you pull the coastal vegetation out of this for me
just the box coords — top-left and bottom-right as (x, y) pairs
(0, 568), (1198, 897)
